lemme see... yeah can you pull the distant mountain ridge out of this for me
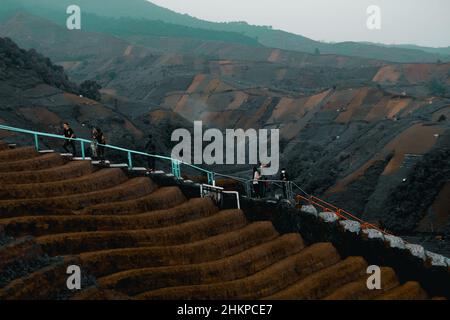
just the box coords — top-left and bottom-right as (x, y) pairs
(1, 0), (449, 63)
(0, 1), (259, 47)
(368, 43), (450, 57)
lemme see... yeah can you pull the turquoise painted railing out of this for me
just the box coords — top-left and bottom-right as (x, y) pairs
(0, 124), (220, 184)
(0, 124), (302, 198)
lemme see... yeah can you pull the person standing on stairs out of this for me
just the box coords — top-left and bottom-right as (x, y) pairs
(252, 166), (261, 198)
(145, 134), (156, 172)
(258, 162), (268, 198)
(90, 128), (99, 160)
(280, 168), (289, 199)
(62, 122), (76, 156)
(94, 127), (106, 163)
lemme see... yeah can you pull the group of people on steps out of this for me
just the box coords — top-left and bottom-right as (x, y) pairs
(62, 123), (156, 171)
(63, 123), (290, 197)
(252, 164), (290, 199)
(62, 122), (106, 162)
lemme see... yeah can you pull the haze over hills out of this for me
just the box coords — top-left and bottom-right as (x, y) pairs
(1, 0), (450, 63)
(364, 43), (450, 57)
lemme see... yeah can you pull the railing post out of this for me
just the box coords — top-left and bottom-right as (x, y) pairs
(34, 134), (39, 151)
(288, 181), (293, 200)
(81, 140), (85, 160)
(128, 151), (133, 169)
(171, 160), (181, 179)
(207, 172), (215, 186)
(245, 181), (252, 197)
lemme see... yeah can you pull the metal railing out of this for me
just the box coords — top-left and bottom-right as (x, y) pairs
(241, 179), (295, 200)
(0, 124), (299, 201)
(0, 124), (218, 184)
(0, 123), (397, 236)
(296, 194), (393, 236)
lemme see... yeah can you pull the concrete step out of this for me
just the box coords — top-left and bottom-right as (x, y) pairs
(109, 164), (129, 168)
(73, 157), (92, 161)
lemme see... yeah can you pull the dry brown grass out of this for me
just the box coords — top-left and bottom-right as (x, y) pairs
(75, 185), (182, 215)
(382, 123), (444, 176)
(79, 221), (279, 278)
(372, 65), (401, 84)
(323, 267), (399, 300)
(0, 147), (39, 163)
(0, 169), (127, 199)
(0, 141), (439, 301)
(0, 161), (93, 185)
(137, 242), (340, 300)
(37, 210), (248, 256)
(0, 198), (218, 237)
(0, 153), (66, 172)
(98, 234), (304, 295)
(0, 141), (9, 151)
(71, 288), (132, 300)
(266, 257), (368, 300)
(375, 281), (428, 300)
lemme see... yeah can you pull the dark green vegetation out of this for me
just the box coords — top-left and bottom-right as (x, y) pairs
(381, 148), (450, 234)
(428, 78), (448, 97)
(287, 142), (342, 195)
(324, 159), (390, 217)
(0, 1), (259, 47)
(1, 0), (449, 63)
(0, 37), (76, 92)
(79, 80), (102, 102)
(0, 37), (191, 167)
(80, 14), (260, 46)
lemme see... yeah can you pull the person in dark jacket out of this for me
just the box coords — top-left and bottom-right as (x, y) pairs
(252, 166), (261, 198)
(93, 127), (106, 162)
(145, 134), (156, 172)
(62, 122), (76, 156)
(280, 168), (289, 199)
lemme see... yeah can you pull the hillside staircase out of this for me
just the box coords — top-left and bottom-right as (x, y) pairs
(0, 140), (445, 300)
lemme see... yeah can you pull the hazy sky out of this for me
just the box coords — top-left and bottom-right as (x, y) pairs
(149, 0), (450, 47)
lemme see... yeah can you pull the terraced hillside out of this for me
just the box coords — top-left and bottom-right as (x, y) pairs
(0, 35), (191, 163)
(1, 17), (449, 256)
(0, 141), (444, 300)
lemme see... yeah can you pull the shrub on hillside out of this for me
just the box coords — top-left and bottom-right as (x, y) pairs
(381, 148), (450, 233)
(79, 80), (102, 101)
(324, 159), (389, 217)
(428, 78), (447, 97)
(0, 37), (77, 92)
